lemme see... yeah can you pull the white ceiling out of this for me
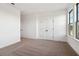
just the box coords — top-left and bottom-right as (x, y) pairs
(10, 3), (72, 15)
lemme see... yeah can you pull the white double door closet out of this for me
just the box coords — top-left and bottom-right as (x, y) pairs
(38, 12), (66, 41)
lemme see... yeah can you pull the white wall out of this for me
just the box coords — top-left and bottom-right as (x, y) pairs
(21, 10), (66, 42)
(67, 4), (79, 55)
(0, 4), (20, 48)
(21, 14), (37, 39)
(54, 11), (66, 41)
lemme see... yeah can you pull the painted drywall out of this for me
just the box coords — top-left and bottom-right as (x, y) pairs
(67, 4), (79, 55)
(21, 10), (66, 41)
(0, 4), (20, 48)
(14, 3), (68, 15)
(21, 14), (36, 39)
(54, 12), (66, 41)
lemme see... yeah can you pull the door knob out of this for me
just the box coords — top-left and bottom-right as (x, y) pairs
(45, 29), (48, 32)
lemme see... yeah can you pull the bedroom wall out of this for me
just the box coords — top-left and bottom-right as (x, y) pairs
(21, 14), (37, 39)
(0, 4), (20, 48)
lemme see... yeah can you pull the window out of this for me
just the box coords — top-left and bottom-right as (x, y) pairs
(76, 3), (79, 39)
(69, 9), (74, 36)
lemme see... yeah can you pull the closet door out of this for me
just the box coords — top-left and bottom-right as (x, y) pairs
(38, 15), (53, 40)
(54, 14), (66, 41)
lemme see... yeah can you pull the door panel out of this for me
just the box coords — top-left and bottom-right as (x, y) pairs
(38, 15), (53, 40)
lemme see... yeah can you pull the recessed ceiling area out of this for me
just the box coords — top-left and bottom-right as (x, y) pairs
(9, 3), (73, 15)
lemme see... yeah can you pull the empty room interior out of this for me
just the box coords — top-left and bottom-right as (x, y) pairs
(0, 3), (79, 56)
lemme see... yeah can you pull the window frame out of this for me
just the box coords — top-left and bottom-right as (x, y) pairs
(69, 9), (74, 36)
(76, 3), (79, 39)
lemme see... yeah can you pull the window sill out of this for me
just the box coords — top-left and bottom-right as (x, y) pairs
(67, 34), (79, 42)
